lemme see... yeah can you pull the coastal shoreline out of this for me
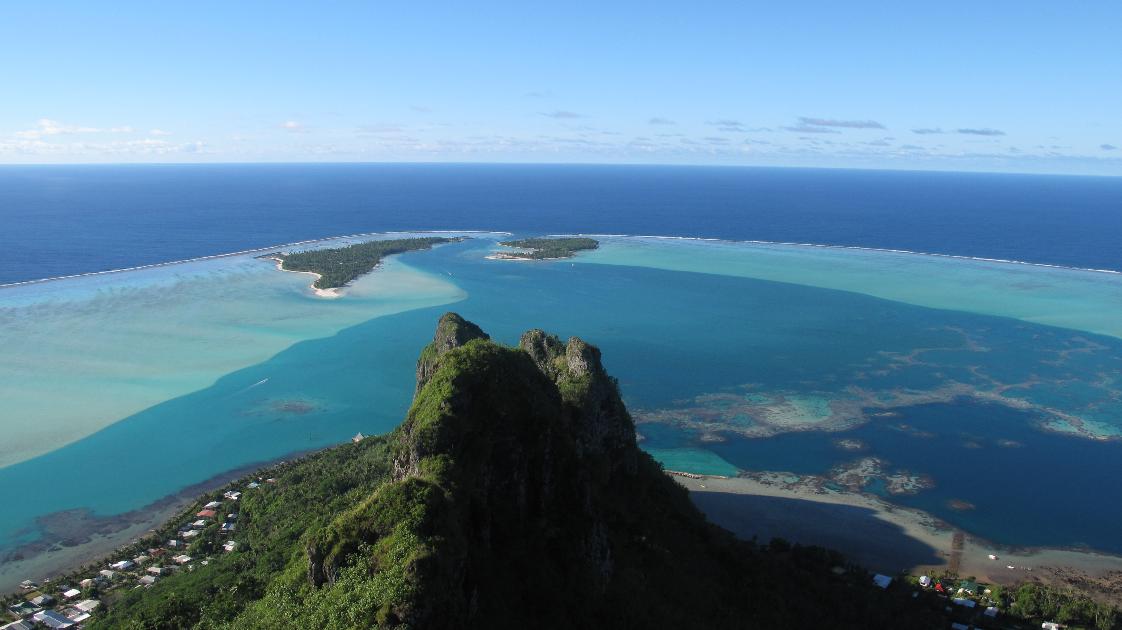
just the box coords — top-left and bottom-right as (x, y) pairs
(674, 472), (1122, 602)
(0, 453), (308, 594)
(0, 230), (508, 290)
(264, 256), (341, 298)
(484, 253), (572, 261)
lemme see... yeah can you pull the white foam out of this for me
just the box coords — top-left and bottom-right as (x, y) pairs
(0, 230), (511, 289)
(577, 233), (1121, 275)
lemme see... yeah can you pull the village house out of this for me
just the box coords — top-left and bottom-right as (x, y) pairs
(196, 509), (217, 519)
(0, 620), (35, 630)
(139, 575), (158, 586)
(109, 559), (135, 571)
(204, 501), (221, 509)
(31, 610), (75, 629)
(6, 602), (38, 617)
(28, 594), (54, 607)
(61, 588), (81, 600)
(73, 600), (100, 614)
(63, 610), (91, 624)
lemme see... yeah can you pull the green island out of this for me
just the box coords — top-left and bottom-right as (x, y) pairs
(494, 236), (599, 259)
(5, 314), (1119, 629)
(265, 237), (457, 290)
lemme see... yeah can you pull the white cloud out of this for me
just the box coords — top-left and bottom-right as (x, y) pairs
(0, 135), (207, 157)
(280, 120), (303, 131)
(13, 118), (135, 139)
(149, 128), (173, 136)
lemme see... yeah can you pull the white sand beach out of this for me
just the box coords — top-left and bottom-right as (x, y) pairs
(267, 256), (343, 298)
(675, 472), (1122, 599)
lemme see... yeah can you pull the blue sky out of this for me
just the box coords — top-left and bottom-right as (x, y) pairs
(1, 1), (1119, 174)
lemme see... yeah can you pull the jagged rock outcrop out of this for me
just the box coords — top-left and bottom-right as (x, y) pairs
(307, 314), (665, 626)
(414, 312), (489, 396)
(293, 314), (938, 630)
(519, 330), (637, 476)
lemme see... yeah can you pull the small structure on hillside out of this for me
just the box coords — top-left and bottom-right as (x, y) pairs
(31, 610), (75, 629)
(73, 599), (100, 613)
(352, 432), (366, 443)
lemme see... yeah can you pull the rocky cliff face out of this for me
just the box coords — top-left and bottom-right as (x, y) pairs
(413, 312), (489, 396)
(306, 313), (682, 627)
(298, 314), (937, 630)
(91, 313), (948, 630)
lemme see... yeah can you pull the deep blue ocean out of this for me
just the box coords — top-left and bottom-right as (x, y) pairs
(1, 163), (1120, 284)
(1, 164), (1121, 585)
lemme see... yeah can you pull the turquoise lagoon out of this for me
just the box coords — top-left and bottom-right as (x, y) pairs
(2, 233), (1122, 579)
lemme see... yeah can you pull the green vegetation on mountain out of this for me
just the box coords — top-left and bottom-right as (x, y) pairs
(495, 237), (598, 259)
(1007, 583), (1119, 629)
(269, 237), (456, 289)
(90, 313), (961, 629)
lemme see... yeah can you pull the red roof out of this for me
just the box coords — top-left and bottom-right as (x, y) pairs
(197, 509), (217, 518)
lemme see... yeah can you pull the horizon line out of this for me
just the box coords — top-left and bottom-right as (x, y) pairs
(0, 159), (1117, 179)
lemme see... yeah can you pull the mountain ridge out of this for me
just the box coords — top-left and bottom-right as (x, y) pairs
(89, 313), (944, 629)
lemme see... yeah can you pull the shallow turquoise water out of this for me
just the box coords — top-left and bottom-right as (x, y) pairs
(2, 234), (1121, 562)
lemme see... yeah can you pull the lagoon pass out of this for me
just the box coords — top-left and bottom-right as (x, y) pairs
(1, 232), (1121, 589)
